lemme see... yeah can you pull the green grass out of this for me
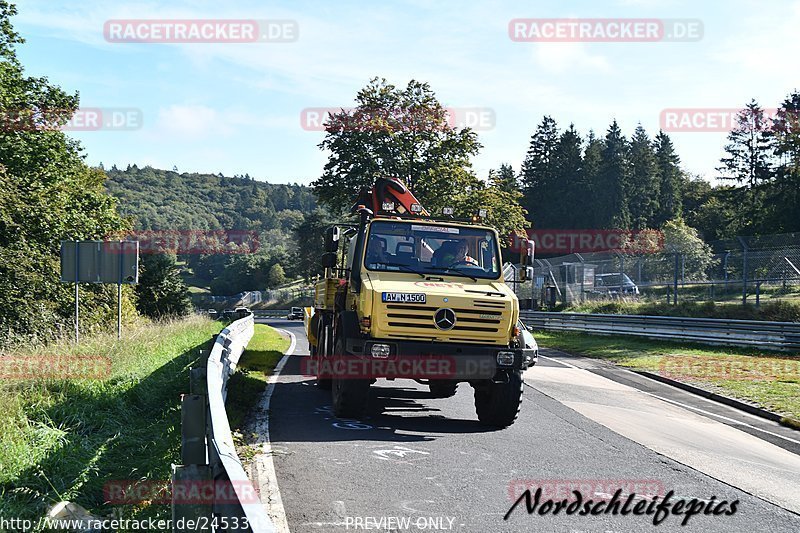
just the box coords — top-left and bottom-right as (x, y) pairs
(225, 325), (290, 461)
(534, 330), (800, 424)
(560, 299), (800, 322)
(0, 315), (221, 529)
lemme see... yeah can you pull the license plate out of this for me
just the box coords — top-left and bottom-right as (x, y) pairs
(382, 292), (426, 303)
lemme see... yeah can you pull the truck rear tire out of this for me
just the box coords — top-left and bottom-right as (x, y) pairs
(331, 337), (369, 417)
(316, 321), (332, 390)
(429, 380), (458, 398)
(474, 371), (523, 428)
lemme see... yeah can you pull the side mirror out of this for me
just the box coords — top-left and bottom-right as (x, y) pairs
(324, 226), (340, 253)
(520, 238), (534, 266)
(321, 252), (338, 269)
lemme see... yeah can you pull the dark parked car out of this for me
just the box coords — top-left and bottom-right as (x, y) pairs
(595, 273), (640, 297)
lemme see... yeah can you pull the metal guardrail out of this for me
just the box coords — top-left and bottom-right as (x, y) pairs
(173, 314), (275, 532)
(520, 311), (800, 351)
(251, 310), (290, 318)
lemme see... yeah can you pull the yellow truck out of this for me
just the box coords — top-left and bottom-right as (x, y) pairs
(305, 177), (536, 427)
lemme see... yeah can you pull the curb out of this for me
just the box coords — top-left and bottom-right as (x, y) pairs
(633, 370), (791, 425)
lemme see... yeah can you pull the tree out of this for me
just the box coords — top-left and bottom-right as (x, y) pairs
(653, 131), (682, 226)
(520, 116), (559, 227)
(766, 91), (800, 232)
(134, 254), (191, 318)
(660, 218), (716, 281)
(0, 2), (130, 341)
(293, 209), (335, 281)
(268, 263), (286, 288)
(489, 164), (518, 194)
(595, 120), (631, 229)
(551, 124), (583, 228)
(312, 78), (482, 214)
(580, 130), (603, 228)
(716, 100), (775, 231)
(627, 125), (659, 229)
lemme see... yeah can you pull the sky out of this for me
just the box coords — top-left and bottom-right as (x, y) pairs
(11, 0), (800, 185)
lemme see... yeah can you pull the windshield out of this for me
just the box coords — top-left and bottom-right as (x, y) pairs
(364, 220), (501, 280)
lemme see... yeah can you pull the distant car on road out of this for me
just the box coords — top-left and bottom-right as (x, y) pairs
(222, 309), (235, 319)
(234, 306), (252, 319)
(595, 273), (639, 297)
(207, 309), (219, 319)
(287, 307), (304, 320)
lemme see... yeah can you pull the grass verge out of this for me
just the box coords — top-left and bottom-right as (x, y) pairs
(533, 330), (800, 425)
(560, 299), (800, 322)
(0, 315), (221, 528)
(226, 324), (290, 460)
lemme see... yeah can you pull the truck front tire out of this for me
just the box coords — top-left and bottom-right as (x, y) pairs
(474, 371), (523, 428)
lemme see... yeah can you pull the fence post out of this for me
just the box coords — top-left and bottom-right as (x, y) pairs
(738, 237), (749, 305)
(673, 253), (679, 305)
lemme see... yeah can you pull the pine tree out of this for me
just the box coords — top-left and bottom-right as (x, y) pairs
(489, 163), (518, 194)
(716, 100), (774, 230)
(520, 116), (559, 226)
(580, 131), (603, 228)
(767, 91), (800, 232)
(653, 131), (682, 227)
(628, 124), (659, 229)
(551, 124), (583, 228)
(596, 120), (631, 229)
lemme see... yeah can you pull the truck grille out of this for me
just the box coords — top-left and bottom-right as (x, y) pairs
(381, 304), (507, 343)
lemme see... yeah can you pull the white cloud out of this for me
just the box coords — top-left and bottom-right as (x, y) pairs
(532, 42), (611, 74)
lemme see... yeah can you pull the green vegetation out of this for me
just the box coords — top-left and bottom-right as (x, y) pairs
(0, 315), (221, 525)
(105, 165), (318, 292)
(519, 94), (800, 240)
(0, 1), (130, 344)
(134, 253), (192, 318)
(534, 330), (800, 423)
(560, 299), (800, 322)
(226, 325), (290, 451)
(311, 78), (529, 246)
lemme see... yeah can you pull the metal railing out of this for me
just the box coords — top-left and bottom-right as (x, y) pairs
(173, 314), (275, 532)
(521, 311), (800, 351)
(252, 310), (291, 318)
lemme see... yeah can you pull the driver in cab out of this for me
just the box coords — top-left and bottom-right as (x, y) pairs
(435, 239), (478, 267)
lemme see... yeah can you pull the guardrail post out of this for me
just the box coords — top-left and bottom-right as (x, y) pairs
(172, 464), (212, 532)
(181, 394), (207, 466)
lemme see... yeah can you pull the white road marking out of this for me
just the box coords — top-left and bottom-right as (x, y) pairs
(250, 327), (295, 533)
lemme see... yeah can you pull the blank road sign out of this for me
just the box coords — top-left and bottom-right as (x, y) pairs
(60, 241), (139, 284)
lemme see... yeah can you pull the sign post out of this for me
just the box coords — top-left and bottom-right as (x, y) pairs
(60, 240), (139, 343)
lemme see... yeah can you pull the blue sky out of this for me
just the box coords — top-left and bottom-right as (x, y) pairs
(12, 0), (800, 185)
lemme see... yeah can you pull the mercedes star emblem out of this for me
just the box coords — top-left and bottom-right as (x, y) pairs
(434, 308), (456, 330)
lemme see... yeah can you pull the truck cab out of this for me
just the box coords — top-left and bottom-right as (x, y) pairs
(307, 178), (536, 427)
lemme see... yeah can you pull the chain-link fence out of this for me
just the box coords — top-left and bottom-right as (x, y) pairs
(514, 232), (800, 308)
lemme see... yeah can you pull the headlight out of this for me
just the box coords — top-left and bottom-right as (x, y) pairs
(497, 351), (515, 366)
(371, 343), (391, 358)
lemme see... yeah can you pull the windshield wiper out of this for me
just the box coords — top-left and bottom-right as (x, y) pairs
(425, 266), (477, 282)
(374, 261), (426, 278)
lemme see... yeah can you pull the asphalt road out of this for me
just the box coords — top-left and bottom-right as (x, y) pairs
(253, 318), (799, 533)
